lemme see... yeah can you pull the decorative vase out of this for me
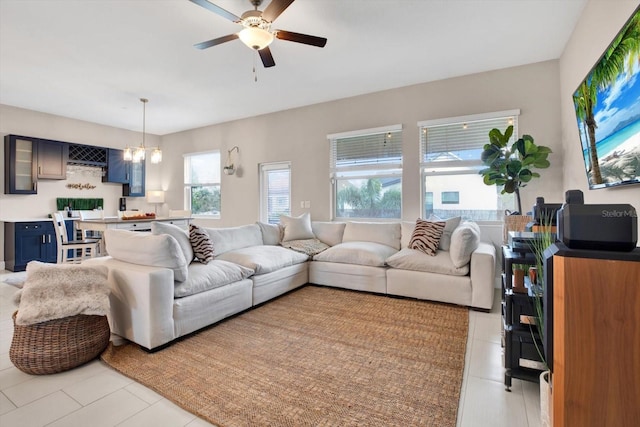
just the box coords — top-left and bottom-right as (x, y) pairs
(540, 370), (551, 427)
(529, 266), (537, 285)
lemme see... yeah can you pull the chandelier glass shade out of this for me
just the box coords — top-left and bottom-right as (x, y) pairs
(124, 98), (162, 164)
(239, 27), (274, 50)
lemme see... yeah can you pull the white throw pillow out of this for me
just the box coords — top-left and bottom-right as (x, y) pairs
(280, 213), (315, 242)
(449, 221), (481, 268)
(435, 216), (462, 251)
(151, 221), (194, 263)
(311, 221), (346, 246)
(342, 222), (401, 250)
(104, 229), (189, 282)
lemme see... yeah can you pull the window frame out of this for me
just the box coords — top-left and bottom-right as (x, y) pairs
(328, 124), (403, 221)
(183, 150), (221, 219)
(259, 161), (291, 224)
(418, 109), (520, 222)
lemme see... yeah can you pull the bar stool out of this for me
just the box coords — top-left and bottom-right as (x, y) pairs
(52, 213), (100, 263)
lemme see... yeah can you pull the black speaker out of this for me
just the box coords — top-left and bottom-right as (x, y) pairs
(558, 190), (637, 251)
(119, 197), (126, 211)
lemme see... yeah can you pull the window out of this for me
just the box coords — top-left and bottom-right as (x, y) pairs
(260, 162), (291, 224)
(441, 191), (460, 204)
(184, 151), (221, 218)
(328, 125), (402, 220)
(419, 110), (520, 221)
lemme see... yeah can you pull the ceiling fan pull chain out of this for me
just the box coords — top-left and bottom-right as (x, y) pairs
(253, 51), (258, 82)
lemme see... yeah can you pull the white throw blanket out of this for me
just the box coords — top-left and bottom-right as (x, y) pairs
(13, 261), (110, 326)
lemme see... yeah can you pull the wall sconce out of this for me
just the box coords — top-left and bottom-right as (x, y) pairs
(223, 146), (239, 175)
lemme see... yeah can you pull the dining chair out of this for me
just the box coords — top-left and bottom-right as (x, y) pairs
(52, 212), (100, 263)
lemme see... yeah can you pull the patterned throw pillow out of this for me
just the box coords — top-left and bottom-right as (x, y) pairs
(409, 219), (446, 256)
(189, 224), (214, 264)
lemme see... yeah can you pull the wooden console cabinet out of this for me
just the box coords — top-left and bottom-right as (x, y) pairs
(550, 246), (640, 427)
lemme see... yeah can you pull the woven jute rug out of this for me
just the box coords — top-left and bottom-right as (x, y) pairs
(101, 285), (469, 427)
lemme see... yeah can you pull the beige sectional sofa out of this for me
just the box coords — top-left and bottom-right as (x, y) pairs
(87, 217), (495, 350)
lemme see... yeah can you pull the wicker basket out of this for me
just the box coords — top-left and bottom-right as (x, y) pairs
(503, 214), (533, 244)
(10, 311), (110, 375)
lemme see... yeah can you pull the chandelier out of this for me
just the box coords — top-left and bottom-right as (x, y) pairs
(124, 98), (162, 164)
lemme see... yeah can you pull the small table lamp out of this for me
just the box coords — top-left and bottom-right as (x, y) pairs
(147, 190), (165, 215)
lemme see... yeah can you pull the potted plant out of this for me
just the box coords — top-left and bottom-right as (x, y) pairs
(512, 263), (528, 293)
(479, 126), (552, 214)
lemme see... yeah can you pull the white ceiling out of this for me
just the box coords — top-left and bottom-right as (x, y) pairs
(0, 0), (587, 136)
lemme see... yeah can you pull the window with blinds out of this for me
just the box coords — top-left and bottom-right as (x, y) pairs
(260, 162), (291, 224)
(328, 125), (403, 220)
(184, 151), (221, 217)
(418, 110), (520, 221)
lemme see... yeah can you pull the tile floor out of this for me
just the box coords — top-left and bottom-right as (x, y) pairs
(0, 270), (541, 427)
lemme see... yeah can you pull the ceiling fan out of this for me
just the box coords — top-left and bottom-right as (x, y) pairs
(189, 0), (327, 68)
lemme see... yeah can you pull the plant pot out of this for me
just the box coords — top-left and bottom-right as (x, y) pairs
(540, 370), (551, 427)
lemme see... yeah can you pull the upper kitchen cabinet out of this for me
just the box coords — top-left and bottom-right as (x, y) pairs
(4, 135), (69, 194)
(5, 135), (38, 194)
(103, 148), (145, 197)
(103, 148), (129, 183)
(37, 139), (68, 179)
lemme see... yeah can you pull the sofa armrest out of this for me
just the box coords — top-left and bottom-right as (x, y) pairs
(470, 242), (496, 310)
(85, 257), (176, 350)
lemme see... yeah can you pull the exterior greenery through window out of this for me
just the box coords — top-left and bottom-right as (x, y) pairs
(260, 162), (291, 224)
(184, 151), (221, 217)
(419, 110), (520, 221)
(329, 125), (402, 219)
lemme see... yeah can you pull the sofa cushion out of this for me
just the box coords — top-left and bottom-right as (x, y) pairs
(313, 241), (397, 267)
(174, 260), (254, 298)
(401, 216), (461, 250)
(217, 245), (308, 275)
(311, 221), (346, 246)
(152, 221), (194, 263)
(190, 224), (214, 264)
(449, 221), (481, 268)
(409, 219), (445, 256)
(206, 224), (263, 256)
(104, 229), (188, 282)
(280, 213), (315, 242)
(386, 248), (469, 276)
(342, 222), (401, 250)
(256, 222), (282, 245)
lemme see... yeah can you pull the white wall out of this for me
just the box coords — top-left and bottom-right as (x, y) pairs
(559, 0), (640, 204)
(161, 60), (564, 228)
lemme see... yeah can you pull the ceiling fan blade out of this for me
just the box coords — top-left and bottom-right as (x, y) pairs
(262, 0), (295, 22)
(188, 0), (241, 22)
(259, 47), (276, 68)
(194, 33), (239, 49)
(275, 30), (327, 48)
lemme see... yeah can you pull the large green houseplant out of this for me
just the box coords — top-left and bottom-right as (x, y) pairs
(479, 126), (552, 214)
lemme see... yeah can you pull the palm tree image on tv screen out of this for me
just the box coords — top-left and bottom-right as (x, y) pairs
(573, 7), (640, 189)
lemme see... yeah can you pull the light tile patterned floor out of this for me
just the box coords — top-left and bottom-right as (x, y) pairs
(0, 271), (540, 427)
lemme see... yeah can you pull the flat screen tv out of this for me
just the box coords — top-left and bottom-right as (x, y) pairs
(572, 6), (640, 190)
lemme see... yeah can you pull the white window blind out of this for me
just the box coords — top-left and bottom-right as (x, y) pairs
(329, 125), (403, 172)
(419, 110), (520, 165)
(260, 162), (291, 224)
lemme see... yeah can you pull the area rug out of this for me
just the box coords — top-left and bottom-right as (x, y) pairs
(101, 285), (469, 427)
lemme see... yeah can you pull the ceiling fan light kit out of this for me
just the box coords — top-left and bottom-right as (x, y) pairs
(189, 0), (327, 69)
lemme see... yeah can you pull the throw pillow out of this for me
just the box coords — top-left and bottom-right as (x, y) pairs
(428, 215), (462, 251)
(449, 221), (481, 268)
(256, 221), (283, 245)
(280, 212), (315, 242)
(189, 224), (214, 264)
(409, 219), (445, 256)
(152, 221), (194, 263)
